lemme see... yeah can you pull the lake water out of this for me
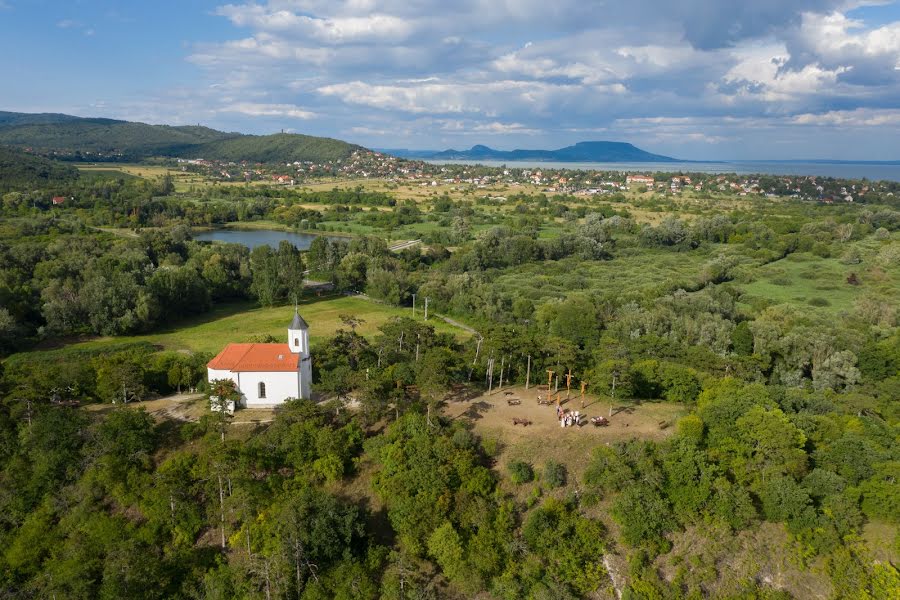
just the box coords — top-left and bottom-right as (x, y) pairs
(194, 229), (338, 250)
(427, 160), (900, 182)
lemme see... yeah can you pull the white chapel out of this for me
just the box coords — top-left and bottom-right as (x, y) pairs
(207, 310), (312, 406)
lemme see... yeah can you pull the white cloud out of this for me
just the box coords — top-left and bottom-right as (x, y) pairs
(217, 4), (416, 43)
(220, 102), (317, 119)
(791, 108), (900, 126)
(134, 0), (900, 156)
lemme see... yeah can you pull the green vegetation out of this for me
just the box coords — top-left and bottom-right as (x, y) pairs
(0, 146), (78, 191)
(0, 147), (898, 599)
(0, 112), (360, 162)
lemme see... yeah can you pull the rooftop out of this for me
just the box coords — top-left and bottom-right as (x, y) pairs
(208, 343), (300, 372)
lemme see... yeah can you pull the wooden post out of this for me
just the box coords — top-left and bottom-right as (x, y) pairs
(565, 369), (574, 399)
(555, 375), (559, 393)
(546, 369), (554, 393)
(580, 380), (587, 409)
(412, 293), (416, 318)
(525, 355), (531, 390)
(424, 297), (429, 320)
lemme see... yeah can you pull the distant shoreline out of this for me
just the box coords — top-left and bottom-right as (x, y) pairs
(422, 159), (900, 182)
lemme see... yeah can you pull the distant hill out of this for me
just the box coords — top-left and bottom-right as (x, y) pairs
(0, 145), (79, 191)
(0, 111), (362, 163)
(427, 141), (677, 162)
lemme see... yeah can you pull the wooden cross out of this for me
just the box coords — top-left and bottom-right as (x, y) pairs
(580, 380), (587, 408)
(565, 369), (574, 399)
(546, 369), (554, 392)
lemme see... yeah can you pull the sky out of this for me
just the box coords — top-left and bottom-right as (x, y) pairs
(1, 1), (900, 160)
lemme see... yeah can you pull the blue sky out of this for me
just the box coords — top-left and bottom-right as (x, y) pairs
(2, 0), (900, 160)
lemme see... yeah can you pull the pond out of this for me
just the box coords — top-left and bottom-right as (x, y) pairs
(193, 229), (342, 250)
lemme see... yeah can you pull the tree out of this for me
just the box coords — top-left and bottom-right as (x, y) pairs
(93, 352), (146, 404)
(209, 379), (240, 442)
(611, 483), (675, 547)
(508, 460), (534, 484)
(276, 240), (305, 304)
(416, 347), (458, 424)
(249, 245), (280, 306)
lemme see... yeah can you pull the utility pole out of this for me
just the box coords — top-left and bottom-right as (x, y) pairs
(525, 354), (531, 390)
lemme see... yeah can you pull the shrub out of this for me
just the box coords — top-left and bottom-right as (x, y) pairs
(808, 297), (831, 307)
(543, 460), (567, 488)
(508, 460), (534, 484)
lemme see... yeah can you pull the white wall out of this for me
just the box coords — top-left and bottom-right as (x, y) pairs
(206, 368), (301, 407)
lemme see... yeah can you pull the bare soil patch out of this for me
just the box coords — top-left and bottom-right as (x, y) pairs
(443, 384), (686, 481)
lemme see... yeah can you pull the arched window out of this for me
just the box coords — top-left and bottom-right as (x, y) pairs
(294, 337), (300, 348)
(258, 382), (266, 399)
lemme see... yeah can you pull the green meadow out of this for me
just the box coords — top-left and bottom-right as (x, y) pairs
(41, 295), (470, 357)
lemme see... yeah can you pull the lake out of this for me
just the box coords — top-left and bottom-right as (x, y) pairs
(427, 159), (900, 182)
(194, 229), (340, 250)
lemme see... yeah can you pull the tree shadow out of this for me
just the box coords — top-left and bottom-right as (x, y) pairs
(445, 384), (481, 404)
(611, 405), (636, 417)
(460, 400), (492, 422)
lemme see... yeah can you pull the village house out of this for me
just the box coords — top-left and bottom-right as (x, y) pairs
(626, 174), (655, 188)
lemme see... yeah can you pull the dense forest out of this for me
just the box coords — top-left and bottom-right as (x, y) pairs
(0, 150), (897, 598)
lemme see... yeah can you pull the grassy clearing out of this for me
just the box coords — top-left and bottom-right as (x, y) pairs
(50, 296), (470, 356)
(737, 242), (899, 314)
(494, 246), (720, 303)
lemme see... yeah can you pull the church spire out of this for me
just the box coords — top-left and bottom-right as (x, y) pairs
(289, 307), (308, 330)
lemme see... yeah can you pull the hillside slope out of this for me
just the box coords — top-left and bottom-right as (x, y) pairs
(0, 111), (361, 163)
(0, 145), (79, 190)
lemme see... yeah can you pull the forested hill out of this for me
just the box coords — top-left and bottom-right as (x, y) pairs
(0, 145), (79, 190)
(0, 111), (362, 162)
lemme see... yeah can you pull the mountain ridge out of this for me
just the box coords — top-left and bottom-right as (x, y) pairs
(411, 140), (678, 162)
(0, 111), (363, 163)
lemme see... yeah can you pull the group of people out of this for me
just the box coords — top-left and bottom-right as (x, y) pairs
(557, 404), (581, 428)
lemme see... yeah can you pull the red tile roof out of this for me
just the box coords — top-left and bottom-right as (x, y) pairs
(207, 343), (300, 372)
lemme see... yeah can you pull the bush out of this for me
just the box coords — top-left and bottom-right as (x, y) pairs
(508, 460), (534, 485)
(543, 460), (567, 488)
(808, 297), (831, 307)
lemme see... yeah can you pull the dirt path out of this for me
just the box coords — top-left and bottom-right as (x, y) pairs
(84, 393), (206, 421)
